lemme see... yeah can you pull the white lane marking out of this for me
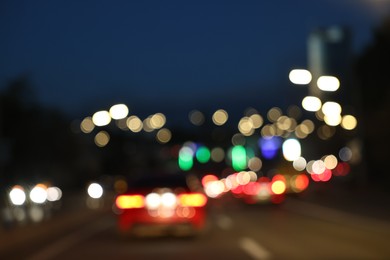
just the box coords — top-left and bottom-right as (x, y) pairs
(28, 218), (113, 260)
(239, 237), (272, 260)
(215, 214), (234, 230)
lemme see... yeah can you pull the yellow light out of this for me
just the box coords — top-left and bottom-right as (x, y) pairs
(317, 76), (340, 92)
(178, 193), (207, 207)
(150, 113), (166, 129)
(249, 114), (263, 129)
(324, 155), (338, 170)
(267, 107), (282, 122)
(127, 116), (143, 132)
(80, 117), (94, 133)
(143, 117), (154, 132)
(94, 131), (110, 147)
(276, 116), (294, 131)
(212, 109), (229, 126)
(289, 69), (312, 85)
(271, 180), (286, 195)
(261, 124), (277, 137)
(116, 195), (145, 209)
(238, 117), (254, 136)
(156, 128), (172, 144)
(301, 119), (315, 134)
(341, 115), (357, 130)
(295, 125), (308, 139)
(324, 114), (342, 126)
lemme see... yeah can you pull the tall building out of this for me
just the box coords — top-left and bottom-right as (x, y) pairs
(307, 27), (352, 104)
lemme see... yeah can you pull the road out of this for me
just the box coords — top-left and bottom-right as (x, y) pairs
(1, 188), (390, 260)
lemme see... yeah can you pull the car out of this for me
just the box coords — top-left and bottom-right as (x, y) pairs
(113, 172), (208, 237)
(230, 175), (286, 205)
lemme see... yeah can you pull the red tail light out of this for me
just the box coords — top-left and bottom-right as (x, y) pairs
(178, 193), (207, 207)
(116, 195), (145, 209)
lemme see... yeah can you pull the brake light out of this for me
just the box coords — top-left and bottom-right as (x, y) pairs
(178, 193), (207, 207)
(116, 195), (145, 209)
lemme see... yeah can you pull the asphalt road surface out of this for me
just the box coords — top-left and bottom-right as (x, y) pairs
(2, 188), (390, 260)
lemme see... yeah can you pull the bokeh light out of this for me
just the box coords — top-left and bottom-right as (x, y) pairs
(291, 174), (309, 193)
(271, 180), (286, 195)
(150, 113), (166, 129)
(259, 136), (282, 159)
(341, 115), (357, 130)
(127, 116), (143, 132)
(302, 96), (322, 112)
(293, 157), (307, 171)
(46, 187), (62, 202)
(80, 117), (95, 133)
(317, 76), (340, 92)
(156, 128), (172, 144)
(339, 147), (353, 162)
(109, 104), (129, 120)
(196, 146), (211, 164)
(249, 114), (263, 129)
(189, 110), (205, 126)
(317, 125), (335, 140)
(289, 69), (312, 85)
(87, 183), (103, 199)
(322, 101), (342, 116)
(282, 139), (301, 161)
(9, 185), (26, 206)
(178, 146), (194, 171)
(211, 147), (225, 163)
(324, 154), (338, 170)
(267, 107), (282, 122)
(92, 110), (111, 127)
(94, 131), (110, 147)
(231, 146), (247, 171)
(238, 117), (254, 136)
(212, 109), (229, 126)
(248, 157), (262, 172)
(143, 117), (154, 132)
(30, 184), (48, 204)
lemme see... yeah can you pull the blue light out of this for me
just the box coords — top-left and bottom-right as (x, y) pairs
(258, 136), (282, 159)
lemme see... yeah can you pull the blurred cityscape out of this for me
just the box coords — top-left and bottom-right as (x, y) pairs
(1, 9), (390, 259)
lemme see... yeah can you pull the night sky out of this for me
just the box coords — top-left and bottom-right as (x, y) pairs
(1, 0), (389, 120)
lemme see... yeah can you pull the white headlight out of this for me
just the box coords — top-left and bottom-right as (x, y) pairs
(161, 192), (177, 208)
(9, 186), (26, 206)
(145, 193), (161, 209)
(87, 183), (103, 199)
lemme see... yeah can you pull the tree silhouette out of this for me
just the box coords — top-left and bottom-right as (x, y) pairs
(0, 76), (86, 189)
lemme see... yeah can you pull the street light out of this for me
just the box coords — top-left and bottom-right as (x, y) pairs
(109, 104), (129, 120)
(289, 69), (312, 85)
(92, 111), (111, 126)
